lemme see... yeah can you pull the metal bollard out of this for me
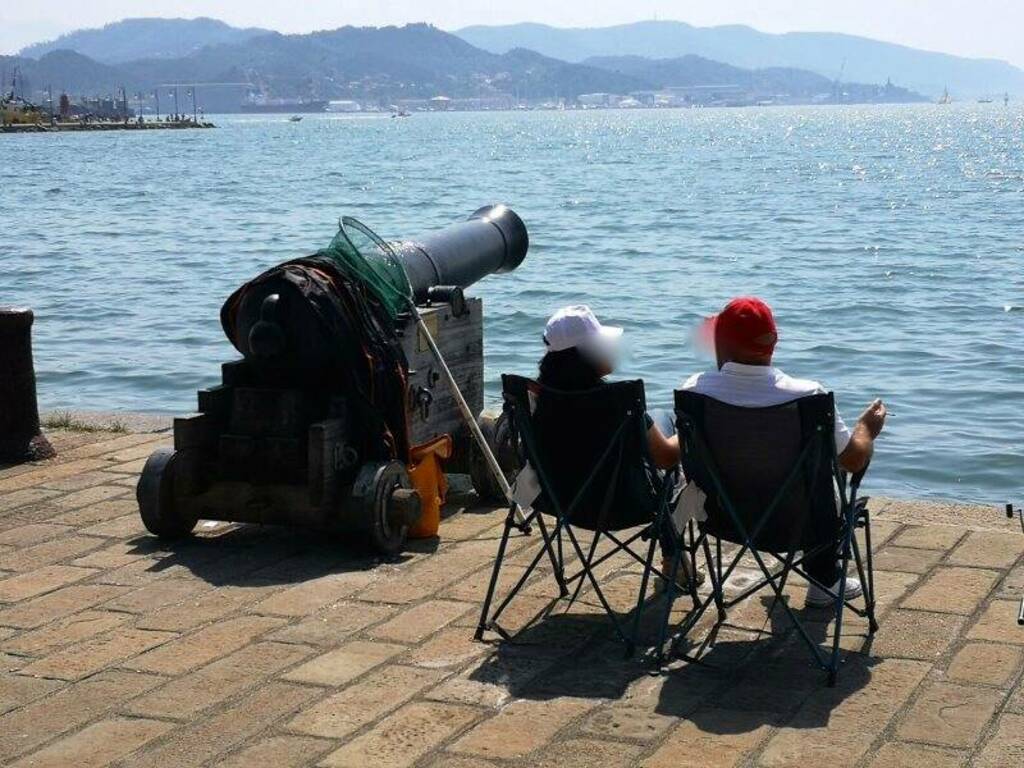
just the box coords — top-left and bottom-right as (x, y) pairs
(0, 307), (55, 463)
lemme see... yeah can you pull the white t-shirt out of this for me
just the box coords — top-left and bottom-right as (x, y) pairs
(681, 362), (852, 454)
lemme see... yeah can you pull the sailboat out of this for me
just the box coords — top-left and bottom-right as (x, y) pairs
(938, 87), (951, 105)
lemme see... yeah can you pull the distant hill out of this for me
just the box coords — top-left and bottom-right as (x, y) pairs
(5, 21), (924, 111)
(19, 17), (269, 64)
(585, 55), (924, 102)
(456, 21), (1024, 97)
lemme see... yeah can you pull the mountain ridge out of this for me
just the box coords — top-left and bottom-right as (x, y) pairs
(5, 20), (926, 110)
(455, 20), (1024, 97)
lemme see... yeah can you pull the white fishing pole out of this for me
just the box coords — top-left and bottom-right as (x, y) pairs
(408, 302), (527, 526)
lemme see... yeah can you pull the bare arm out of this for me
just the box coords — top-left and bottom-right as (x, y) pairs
(648, 425), (681, 470)
(839, 399), (887, 474)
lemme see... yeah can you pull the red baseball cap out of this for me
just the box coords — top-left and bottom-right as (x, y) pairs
(700, 297), (778, 357)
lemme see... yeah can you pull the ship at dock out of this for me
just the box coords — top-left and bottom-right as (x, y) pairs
(239, 94), (327, 113)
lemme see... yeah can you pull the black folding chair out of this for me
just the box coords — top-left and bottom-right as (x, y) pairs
(474, 375), (682, 655)
(657, 390), (878, 686)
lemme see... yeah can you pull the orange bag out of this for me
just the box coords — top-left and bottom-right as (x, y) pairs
(407, 434), (453, 539)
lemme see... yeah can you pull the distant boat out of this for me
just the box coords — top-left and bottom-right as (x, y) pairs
(938, 87), (951, 105)
(289, 115), (303, 122)
(977, 97), (993, 104)
(1006, 93), (1011, 106)
(390, 110), (411, 119)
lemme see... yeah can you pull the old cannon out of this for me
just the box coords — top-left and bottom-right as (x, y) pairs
(137, 205), (526, 554)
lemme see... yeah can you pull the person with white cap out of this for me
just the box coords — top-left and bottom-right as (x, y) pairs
(534, 305), (703, 587)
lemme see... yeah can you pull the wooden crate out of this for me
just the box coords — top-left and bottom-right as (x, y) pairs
(399, 298), (483, 473)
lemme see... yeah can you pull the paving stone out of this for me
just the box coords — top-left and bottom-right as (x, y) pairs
(7, 716), (173, 768)
(17, 627), (175, 680)
(0, 583), (130, 629)
(947, 530), (1022, 569)
(967, 599), (1024, 645)
(406, 627), (491, 669)
(367, 599), (472, 644)
(357, 539), (499, 604)
(449, 696), (596, 760)
(283, 638), (404, 686)
(865, 742), (967, 768)
(287, 664), (443, 738)
(0, 459), (109, 494)
(0, 565), (97, 602)
(896, 681), (1004, 748)
(70, 539), (157, 569)
(0, 670), (164, 759)
(127, 640), (314, 719)
(425, 649), (558, 708)
(102, 578), (207, 614)
(0, 523), (73, 548)
(0, 536), (106, 572)
(267, 601), (395, 646)
(250, 571), (379, 616)
(891, 526), (966, 551)
(125, 614), (285, 675)
(759, 658), (931, 766)
(137, 583), (275, 632)
(119, 682), (319, 768)
(579, 673), (706, 742)
(901, 567), (1001, 615)
(0, 487), (61, 511)
(642, 708), (777, 768)
(80, 513), (146, 538)
(50, 484), (128, 512)
(55, 497), (138, 527)
(319, 701), (481, 768)
(220, 735), (335, 768)
(1, 609), (130, 656)
(424, 757), (501, 768)
(973, 712), (1024, 767)
(945, 642), (1023, 686)
(872, 610), (967, 660)
(526, 738), (643, 768)
(872, 545), (945, 574)
(0, 672), (62, 715)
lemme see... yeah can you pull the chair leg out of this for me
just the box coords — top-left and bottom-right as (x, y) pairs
(828, 510), (857, 686)
(534, 512), (568, 597)
(475, 505), (519, 641)
(862, 508), (879, 633)
(631, 527), (661, 658)
(565, 531), (601, 609)
(654, 541), (685, 666)
(562, 523), (634, 654)
(702, 535), (727, 622)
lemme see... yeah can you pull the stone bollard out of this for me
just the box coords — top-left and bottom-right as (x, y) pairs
(0, 307), (55, 463)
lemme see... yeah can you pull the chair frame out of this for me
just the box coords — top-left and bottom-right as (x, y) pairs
(474, 375), (687, 655)
(657, 390), (878, 686)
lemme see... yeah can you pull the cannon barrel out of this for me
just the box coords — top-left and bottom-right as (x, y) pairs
(390, 204), (528, 301)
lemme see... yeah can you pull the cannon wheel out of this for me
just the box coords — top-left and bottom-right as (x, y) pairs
(358, 461), (412, 557)
(137, 448), (198, 539)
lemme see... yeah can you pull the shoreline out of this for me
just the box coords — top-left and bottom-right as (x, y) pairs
(1, 120), (215, 133)
(31, 408), (1016, 532)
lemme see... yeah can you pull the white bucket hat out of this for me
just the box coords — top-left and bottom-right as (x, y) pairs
(543, 305), (623, 360)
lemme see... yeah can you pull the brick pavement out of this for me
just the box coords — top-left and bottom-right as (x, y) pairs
(0, 427), (1022, 767)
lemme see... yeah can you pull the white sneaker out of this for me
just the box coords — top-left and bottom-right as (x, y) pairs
(806, 577), (863, 608)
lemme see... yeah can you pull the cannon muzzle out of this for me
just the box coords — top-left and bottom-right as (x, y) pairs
(391, 204), (528, 301)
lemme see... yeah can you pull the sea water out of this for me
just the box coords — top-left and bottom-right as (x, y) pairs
(2, 106), (1022, 503)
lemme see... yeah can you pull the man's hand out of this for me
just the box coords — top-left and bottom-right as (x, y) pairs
(859, 399), (887, 439)
(840, 399), (886, 474)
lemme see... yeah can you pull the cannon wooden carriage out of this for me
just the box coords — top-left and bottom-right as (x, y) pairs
(137, 206), (526, 554)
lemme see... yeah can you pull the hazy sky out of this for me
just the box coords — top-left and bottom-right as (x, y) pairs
(4, 1), (1024, 68)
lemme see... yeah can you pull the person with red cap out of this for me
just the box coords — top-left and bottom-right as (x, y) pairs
(682, 296), (887, 607)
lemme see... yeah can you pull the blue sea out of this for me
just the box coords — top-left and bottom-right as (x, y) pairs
(2, 106), (1022, 504)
